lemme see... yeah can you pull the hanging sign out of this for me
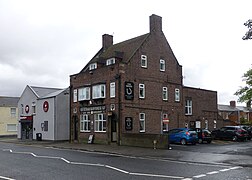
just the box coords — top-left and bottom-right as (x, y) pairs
(125, 82), (134, 100)
(125, 117), (133, 131)
(25, 105), (29, 113)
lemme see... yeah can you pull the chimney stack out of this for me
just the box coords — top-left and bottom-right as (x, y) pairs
(230, 101), (236, 107)
(150, 14), (162, 33)
(102, 34), (113, 49)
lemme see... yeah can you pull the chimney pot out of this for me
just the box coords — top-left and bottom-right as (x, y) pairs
(230, 101), (236, 107)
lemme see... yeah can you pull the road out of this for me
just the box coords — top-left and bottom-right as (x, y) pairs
(0, 141), (251, 180)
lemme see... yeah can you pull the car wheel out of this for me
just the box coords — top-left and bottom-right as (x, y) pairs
(180, 138), (187, 145)
(232, 136), (238, 141)
(198, 139), (203, 144)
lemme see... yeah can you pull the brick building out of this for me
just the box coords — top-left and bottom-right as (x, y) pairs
(70, 14), (218, 148)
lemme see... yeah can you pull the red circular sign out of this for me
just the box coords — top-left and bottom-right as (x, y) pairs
(25, 105), (29, 113)
(43, 101), (49, 112)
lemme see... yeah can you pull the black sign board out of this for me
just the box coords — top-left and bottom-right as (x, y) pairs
(125, 117), (133, 131)
(125, 82), (134, 100)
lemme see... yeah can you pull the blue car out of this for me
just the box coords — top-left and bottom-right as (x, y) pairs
(168, 128), (198, 145)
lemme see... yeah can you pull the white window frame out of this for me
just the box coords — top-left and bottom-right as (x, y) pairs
(94, 113), (106, 132)
(80, 114), (90, 132)
(139, 84), (145, 99)
(89, 63), (97, 70)
(162, 113), (169, 132)
(106, 58), (115, 66)
(162, 87), (168, 101)
(7, 124), (17, 132)
(185, 99), (192, 115)
(139, 113), (145, 132)
(92, 84), (106, 99)
(141, 55), (147, 68)
(21, 104), (24, 115)
(73, 89), (78, 103)
(175, 88), (180, 102)
(10, 108), (16, 118)
(110, 82), (115, 98)
(78, 87), (90, 101)
(32, 102), (36, 115)
(160, 59), (165, 71)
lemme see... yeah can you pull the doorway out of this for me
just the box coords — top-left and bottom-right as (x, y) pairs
(111, 115), (117, 142)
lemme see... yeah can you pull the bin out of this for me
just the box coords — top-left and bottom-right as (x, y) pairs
(36, 133), (42, 141)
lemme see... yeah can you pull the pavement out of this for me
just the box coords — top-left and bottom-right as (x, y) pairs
(0, 137), (252, 168)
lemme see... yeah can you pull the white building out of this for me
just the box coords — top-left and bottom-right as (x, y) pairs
(18, 85), (69, 141)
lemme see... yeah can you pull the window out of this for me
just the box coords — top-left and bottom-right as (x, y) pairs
(21, 104), (24, 114)
(175, 88), (180, 102)
(106, 58), (115, 66)
(162, 87), (168, 101)
(185, 99), (192, 115)
(10, 108), (16, 118)
(89, 63), (97, 70)
(92, 84), (106, 99)
(141, 55), (147, 68)
(32, 102), (36, 114)
(110, 82), (115, 98)
(78, 87), (90, 101)
(160, 59), (165, 71)
(73, 89), (78, 103)
(80, 114), (90, 132)
(44, 121), (48, 131)
(7, 124), (17, 132)
(139, 113), (145, 132)
(139, 84), (145, 99)
(162, 113), (169, 132)
(94, 113), (106, 132)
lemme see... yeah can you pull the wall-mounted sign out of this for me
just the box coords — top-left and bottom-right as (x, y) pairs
(25, 105), (29, 114)
(43, 101), (49, 112)
(80, 105), (106, 112)
(125, 117), (133, 131)
(125, 82), (134, 100)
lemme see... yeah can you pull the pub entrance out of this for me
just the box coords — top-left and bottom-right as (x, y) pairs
(21, 121), (33, 140)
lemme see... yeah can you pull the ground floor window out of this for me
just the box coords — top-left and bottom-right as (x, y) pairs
(7, 124), (17, 132)
(162, 113), (169, 133)
(94, 113), (106, 132)
(80, 114), (90, 132)
(139, 113), (145, 132)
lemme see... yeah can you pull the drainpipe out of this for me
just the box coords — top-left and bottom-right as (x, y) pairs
(115, 74), (121, 145)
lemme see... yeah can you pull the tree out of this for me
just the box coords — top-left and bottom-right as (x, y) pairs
(242, 19), (252, 40)
(234, 67), (252, 107)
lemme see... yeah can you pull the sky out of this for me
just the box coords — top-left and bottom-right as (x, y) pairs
(0, 0), (251, 106)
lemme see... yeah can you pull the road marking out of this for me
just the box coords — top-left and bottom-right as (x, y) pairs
(206, 171), (219, 175)
(193, 174), (206, 178)
(0, 175), (15, 180)
(2, 148), (185, 179)
(219, 168), (230, 172)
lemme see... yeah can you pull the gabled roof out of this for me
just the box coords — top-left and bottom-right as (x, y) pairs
(29, 86), (63, 99)
(218, 104), (252, 112)
(0, 96), (19, 107)
(38, 88), (69, 99)
(80, 33), (150, 73)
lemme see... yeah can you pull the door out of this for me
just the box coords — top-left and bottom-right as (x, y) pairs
(111, 116), (117, 142)
(73, 115), (78, 141)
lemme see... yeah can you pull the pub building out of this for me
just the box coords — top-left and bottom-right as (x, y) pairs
(70, 14), (218, 148)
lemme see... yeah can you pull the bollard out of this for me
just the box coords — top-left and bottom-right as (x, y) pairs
(153, 140), (157, 149)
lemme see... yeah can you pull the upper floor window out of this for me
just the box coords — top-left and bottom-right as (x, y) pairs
(21, 104), (24, 115)
(78, 87), (90, 101)
(92, 84), (106, 99)
(160, 59), (165, 71)
(185, 99), (192, 115)
(110, 82), (115, 98)
(89, 63), (97, 70)
(139, 113), (145, 132)
(141, 55), (147, 68)
(162, 87), (168, 101)
(175, 88), (180, 102)
(32, 102), (36, 114)
(10, 108), (16, 118)
(106, 58), (115, 66)
(139, 84), (145, 99)
(73, 89), (78, 103)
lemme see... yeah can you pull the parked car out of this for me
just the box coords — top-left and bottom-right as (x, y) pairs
(168, 128), (198, 145)
(211, 126), (249, 141)
(239, 125), (252, 140)
(192, 128), (212, 144)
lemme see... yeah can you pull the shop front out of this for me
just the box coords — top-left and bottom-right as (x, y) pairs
(20, 115), (33, 140)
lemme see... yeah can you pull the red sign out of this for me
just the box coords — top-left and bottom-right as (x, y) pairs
(43, 101), (49, 112)
(20, 116), (33, 120)
(25, 105), (29, 113)
(163, 118), (169, 124)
